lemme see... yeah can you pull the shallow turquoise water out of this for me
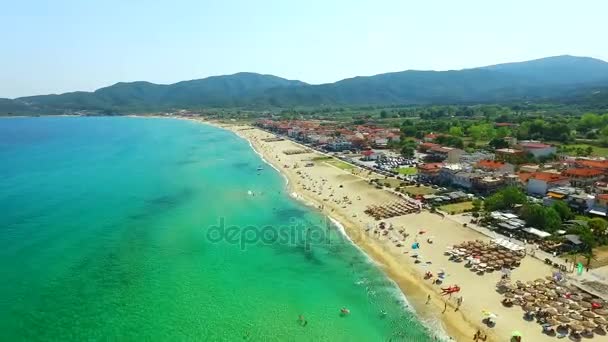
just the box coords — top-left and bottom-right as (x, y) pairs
(0, 117), (435, 341)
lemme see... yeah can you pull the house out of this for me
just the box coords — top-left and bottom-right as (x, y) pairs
(475, 160), (515, 174)
(427, 146), (464, 163)
(372, 138), (389, 148)
(562, 168), (604, 187)
(589, 194), (608, 217)
(326, 140), (353, 152)
(361, 150), (377, 161)
(518, 141), (556, 158)
(561, 234), (585, 252)
(575, 159), (608, 175)
(418, 142), (440, 152)
(472, 176), (505, 194)
(519, 164), (541, 173)
(526, 172), (570, 196)
(417, 163), (444, 182)
(423, 133), (439, 142)
(495, 148), (526, 164)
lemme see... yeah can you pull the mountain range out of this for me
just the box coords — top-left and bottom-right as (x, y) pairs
(2, 55), (608, 114)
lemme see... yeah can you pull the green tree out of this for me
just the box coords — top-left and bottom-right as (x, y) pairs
(520, 204), (562, 233)
(551, 201), (574, 221)
(448, 126), (464, 137)
(483, 187), (527, 211)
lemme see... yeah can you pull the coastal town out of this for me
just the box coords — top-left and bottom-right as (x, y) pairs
(200, 114), (608, 342)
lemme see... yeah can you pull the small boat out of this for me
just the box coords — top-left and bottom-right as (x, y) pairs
(257, 166), (263, 171)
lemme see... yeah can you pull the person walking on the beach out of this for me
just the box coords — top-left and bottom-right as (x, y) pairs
(426, 294), (431, 304)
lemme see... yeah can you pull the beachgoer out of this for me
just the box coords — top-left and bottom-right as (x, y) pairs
(426, 294), (431, 304)
(473, 330), (480, 341)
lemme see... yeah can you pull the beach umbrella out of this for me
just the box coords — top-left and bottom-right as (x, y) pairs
(525, 287), (537, 294)
(581, 293), (594, 300)
(514, 289), (526, 296)
(535, 294), (548, 302)
(545, 275), (555, 281)
(570, 294), (583, 302)
(570, 313), (584, 321)
(580, 301), (593, 309)
(557, 297), (570, 304)
(523, 295), (536, 302)
(569, 303), (581, 311)
(545, 308), (559, 315)
(556, 306), (569, 314)
(595, 309), (608, 316)
(582, 311), (597, 319)
(504, 292), (515, 299)
(546, 317), (560, 326)
(570, 323), (584, 332)
(545, 283), (557, 289)
(582, 320), (598, 329)
(557, 315), (571, 323)
(595, 317), (608, 325)
(534, 278), (544, 284)
(556, 288), (568, 295)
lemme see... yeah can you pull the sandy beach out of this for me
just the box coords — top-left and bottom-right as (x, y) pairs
(182, 118), (560, 342)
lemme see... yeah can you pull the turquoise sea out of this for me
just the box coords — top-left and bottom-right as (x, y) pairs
(0, 117), (435, 341)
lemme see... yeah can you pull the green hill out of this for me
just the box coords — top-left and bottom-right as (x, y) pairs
(2, 56), (608, 114)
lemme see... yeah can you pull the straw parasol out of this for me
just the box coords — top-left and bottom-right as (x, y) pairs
(582, 320), (598, 330)
(545, 307), (559, 316)
(556, 306), (569, 315)
(580, 301), (593, 309)
(535, 294), (548, 302)
(523, 295), (536, 302)
(556, 315), (571, 323)
(557, 297), (570, 304)
(523, 304), (537, 312)
(581, 310), (597, 319)
(570, 313), (584, 321)
(595, 309), (608, 316)
(545, 283), (557, 289)
(595, 316), (608, 325)
(546, 317), (560, 326)
(504, 292), (515, 299)
(569, 303), (581, 311)
(514, 289), (526, 296)
(545, 275), (555, 281)
(570, 323), (584, 332)
(570, 294), (583, 302)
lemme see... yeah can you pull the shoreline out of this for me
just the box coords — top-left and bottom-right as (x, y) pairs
(200, 119), (468, 341)
(131, 115), (560, 342)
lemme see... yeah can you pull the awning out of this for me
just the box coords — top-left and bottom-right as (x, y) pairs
(522, 227), (551, 238)
(547, 192), (566, 199)
(498, 222), (519, 231)
(589, 209), (608, 217)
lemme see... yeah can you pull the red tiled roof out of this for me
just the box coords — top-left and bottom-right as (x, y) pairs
(417, 163), (443, 172)
(563, 168), (604, 177)
(430, 146), (452, 153)
(476, 160), (506, 170)
(361, 150), (374, 156)
(576, 159), (608, 170)
(495, 122), (516, 127)
(518, 172), (534, 183)
(496, 148), (524, 154)
(425, 133), (438, 139)
(419, 142), (440, 148)
(597, 194), (608, 200)
(528, 172), (569, 183)
(520, 142), (552, 149)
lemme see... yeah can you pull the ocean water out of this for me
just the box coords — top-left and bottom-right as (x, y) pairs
(0, 117), (435, 341)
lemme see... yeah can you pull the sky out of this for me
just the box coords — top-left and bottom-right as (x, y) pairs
(1, 0), (607, 98)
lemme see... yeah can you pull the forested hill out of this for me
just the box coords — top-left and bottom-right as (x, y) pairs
(2, 55), (608, 114)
